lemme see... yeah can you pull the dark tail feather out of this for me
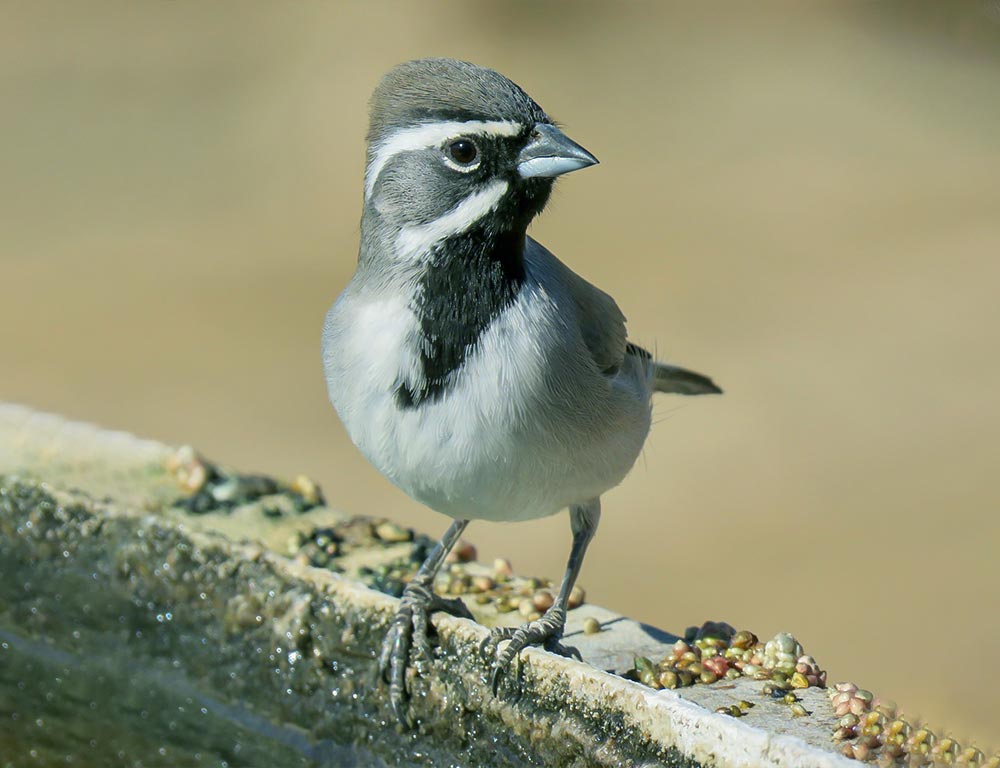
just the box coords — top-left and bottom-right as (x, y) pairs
(625, 343), (722, 395)
(652, 363), (723, 396)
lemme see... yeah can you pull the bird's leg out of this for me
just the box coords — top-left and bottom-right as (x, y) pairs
(378, 518), (471, 724)
(483, 498), (600, 693)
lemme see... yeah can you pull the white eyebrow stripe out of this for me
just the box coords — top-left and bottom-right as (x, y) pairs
(365, 120), (522, 200)
(395, 179), (509, 261)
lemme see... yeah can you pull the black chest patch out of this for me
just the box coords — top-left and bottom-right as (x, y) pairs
(398, 227), (525, 408)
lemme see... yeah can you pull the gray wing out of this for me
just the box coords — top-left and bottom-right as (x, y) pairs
(525, 237), (723, 394)
(525, 237), (627, 374)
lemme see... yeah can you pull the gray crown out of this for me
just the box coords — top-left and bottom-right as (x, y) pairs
(367, 58), (551, 144)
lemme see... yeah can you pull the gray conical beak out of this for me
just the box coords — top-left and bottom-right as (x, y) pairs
(517, 123), (599, 179)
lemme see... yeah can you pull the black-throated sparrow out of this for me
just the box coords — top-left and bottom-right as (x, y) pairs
(322, 58), (720, 722)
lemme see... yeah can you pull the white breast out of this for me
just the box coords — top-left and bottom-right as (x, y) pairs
(323, 281), (651, 523)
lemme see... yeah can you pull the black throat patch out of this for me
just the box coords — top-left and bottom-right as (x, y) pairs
(397, 225), (525, 408)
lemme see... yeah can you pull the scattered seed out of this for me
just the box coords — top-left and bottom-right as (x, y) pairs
(839, 713), (860, 729)
(699, 670), (718, 684)
(290, 474), (322, 506)
(446, 540), (477, 563)
(715, 705), (743, 717)
(659, 670), (679, 689)
(532, 589), (555, 612)
(167, 445), (208, 493)
(471, 575), (495, 592)
(790, 672), (810, 689)
(374, 522), (411, 543)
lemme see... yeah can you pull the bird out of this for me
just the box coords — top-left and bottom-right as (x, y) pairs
(322, 58), (721, 723)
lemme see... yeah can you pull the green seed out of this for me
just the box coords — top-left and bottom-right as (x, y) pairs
(583, 617), (601, 635)
(659, 670), (679, 689)
(839, 713), (859, 729)
(790, 672), (810, 689)
(714, 705), (743, 717)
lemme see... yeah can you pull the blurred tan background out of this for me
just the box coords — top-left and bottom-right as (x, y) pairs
(3, 0), (998, 748)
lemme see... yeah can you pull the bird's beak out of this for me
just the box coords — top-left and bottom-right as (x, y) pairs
(517, 123), (599, 179)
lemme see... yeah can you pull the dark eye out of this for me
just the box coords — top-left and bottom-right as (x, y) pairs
(447, 138), (478, 165)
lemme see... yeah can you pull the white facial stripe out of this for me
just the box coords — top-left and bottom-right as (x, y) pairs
(365, 120), (521, 200)
(395, 179), (509, 261)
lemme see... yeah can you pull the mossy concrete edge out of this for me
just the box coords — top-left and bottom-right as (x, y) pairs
(0, 403), (852, 767)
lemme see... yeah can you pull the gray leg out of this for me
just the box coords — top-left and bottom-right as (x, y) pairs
(378, 518), (471, 724)
(483, 498), (601, 693)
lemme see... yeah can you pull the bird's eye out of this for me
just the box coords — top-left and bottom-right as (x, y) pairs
(447, 138), (478, 166)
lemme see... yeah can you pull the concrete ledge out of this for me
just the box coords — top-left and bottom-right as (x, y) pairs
(0, 404), (854, 767)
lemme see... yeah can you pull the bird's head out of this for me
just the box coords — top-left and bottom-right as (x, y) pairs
(362, 58), (597, 243)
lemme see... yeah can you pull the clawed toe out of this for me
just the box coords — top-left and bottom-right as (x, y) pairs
(478, 625), (515, 660)
(378, 580), (472, 724)
(432, 593), (474, 620)
(378, 607), (416, 726)
(483, 609), (576, 694)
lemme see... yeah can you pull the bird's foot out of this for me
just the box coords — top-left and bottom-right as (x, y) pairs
(378, 579), (473, 725)
(480, 607), (581, 694)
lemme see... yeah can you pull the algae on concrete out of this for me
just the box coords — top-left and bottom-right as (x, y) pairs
(0, 404), (852, 768)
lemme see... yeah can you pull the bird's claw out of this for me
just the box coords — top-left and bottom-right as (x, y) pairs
(481, 608), (579, 694)
(377, 579), (472, 724)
